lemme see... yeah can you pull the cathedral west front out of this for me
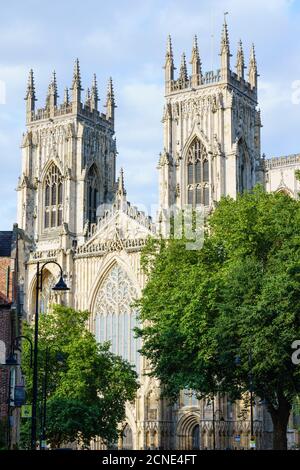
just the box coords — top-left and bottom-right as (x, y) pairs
(17, 19), (300, 450)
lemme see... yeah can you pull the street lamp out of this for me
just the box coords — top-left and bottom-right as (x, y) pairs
(31, 261), (69, 451)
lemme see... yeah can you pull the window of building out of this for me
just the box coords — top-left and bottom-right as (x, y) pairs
(87, 165), (99, 224)
(95, 264), (141, 374)
(186, 138), (210, 207)
(44, 163), (63, 229)
(192, 425), (200, 450)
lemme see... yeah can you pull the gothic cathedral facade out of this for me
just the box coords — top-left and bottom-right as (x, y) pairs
(17, 20), (300, 450)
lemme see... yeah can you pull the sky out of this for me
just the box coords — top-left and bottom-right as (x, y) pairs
(0, 0), (300, 229)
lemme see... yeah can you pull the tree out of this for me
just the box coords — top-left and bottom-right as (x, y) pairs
(20, 305), (138, 449)
(137, 186), (300, 450)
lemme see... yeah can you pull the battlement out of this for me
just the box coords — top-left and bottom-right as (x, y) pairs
(265, 154), (300, 170)
(25, 61), (116, 128)
(164, 19), (258, 101)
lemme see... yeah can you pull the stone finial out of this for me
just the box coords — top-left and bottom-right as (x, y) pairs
(63, 87), (69, 105)
(179, 52), (188, 85)
(90, 74), (99, 111)
(220, 15), (230, 55)
(236, 40), (245, 80)
(71, 58), (83, 106)
(117, 168), (127, 198)
(248, 44), (258, 89)
(25, 69), (36, 101)
(105, 77), (116, 125)
(164, 35), (175, 91)
(220, 14), (231, 79)
(25, 69), (36, 120)
(46, 71), (58, 110)
(190, 35), (202, 86)
(85, 87), (91, 108)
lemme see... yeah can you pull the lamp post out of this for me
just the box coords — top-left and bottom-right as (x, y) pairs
(40, 347), (49, 450)
(31, 261), (69, 451)
(5, 352), (18, 449)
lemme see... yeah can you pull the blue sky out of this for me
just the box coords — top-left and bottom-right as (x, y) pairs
(0, 0), (300, 229)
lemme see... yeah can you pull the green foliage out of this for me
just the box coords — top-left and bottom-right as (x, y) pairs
(20, 305), (138, 449)
(137, 186), (300, 448)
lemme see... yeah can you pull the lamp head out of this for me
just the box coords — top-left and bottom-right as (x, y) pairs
(52, 275), (70, 292)
(6, 353), (18, 366)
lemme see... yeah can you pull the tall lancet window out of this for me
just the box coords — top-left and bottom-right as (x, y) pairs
(87, 165), (99, 224)
(186, 138), (210, 207)
(94, 265), (141, 374)
(238, 141), (251, 193)
(44, 163), (63, 229)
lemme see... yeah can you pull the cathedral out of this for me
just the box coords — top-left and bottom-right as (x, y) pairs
(17, 19), (300, 450)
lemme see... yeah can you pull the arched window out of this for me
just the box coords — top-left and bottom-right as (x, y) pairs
(87, 165), (99, 224)
(94, 264), (141, 374)
(238, 141), (251, 193)
(186, 138), (210, 207)
(122, 424), (133, 450)
(44, 163), (63, 229)
(192, 425), (200, 450)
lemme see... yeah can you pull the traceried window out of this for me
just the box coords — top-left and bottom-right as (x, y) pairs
(186, 138), (210, 207)
(44, 163), (63, 229)
(94, 265), (141, 374)
(87, 165), (99, 224)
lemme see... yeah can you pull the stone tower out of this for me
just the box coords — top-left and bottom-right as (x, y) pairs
(158, 19), (264, 222)
(17, 60), (117, 246)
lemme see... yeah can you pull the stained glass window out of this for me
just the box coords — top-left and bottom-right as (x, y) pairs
(95, 265), (141, 374)
(186, 138), (210, 207)
(44, 163), (63, 229)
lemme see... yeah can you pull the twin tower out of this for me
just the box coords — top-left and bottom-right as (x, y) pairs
(159, 18), (263, 222)
(18, 19), (263, 246)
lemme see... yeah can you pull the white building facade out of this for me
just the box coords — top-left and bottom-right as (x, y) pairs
(17, 21), (300, 450)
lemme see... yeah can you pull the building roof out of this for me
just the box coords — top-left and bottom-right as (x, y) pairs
(265, 154), (300, 170)
(0, 231), (12, 257)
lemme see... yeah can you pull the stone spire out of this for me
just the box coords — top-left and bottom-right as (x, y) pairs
(164, 35), (175, 93)
(248, 44), (258, 89)
(117, 167), (126, 197)
(90, 74), (99, 112)
(179, 52), (188, 86)
(190, 35), (202, 87)
(85, 87), (91, 108)
(63, 87), (69, 105)
(116, 168), (127, 209)
(105, 77), (116, 127)
(220, 15), (231, 80)
(51, 71), (58, 105)
(25, 69), (36, 120)
(236, 40), (245, 80)
(46, 71), (58, 112)
(71, 58), (83, 109)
